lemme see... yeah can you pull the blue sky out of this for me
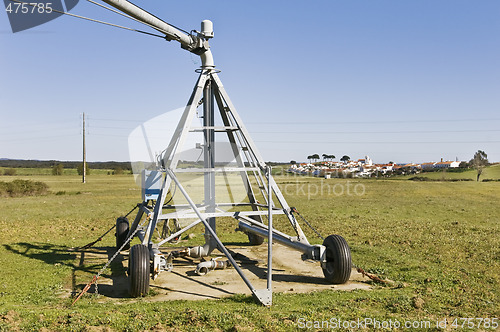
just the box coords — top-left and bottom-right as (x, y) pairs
(1, 0), (499, 163)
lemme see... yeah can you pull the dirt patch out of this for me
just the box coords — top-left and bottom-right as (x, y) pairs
(74, 243), (372, 302)
(1, 310), (20, 328)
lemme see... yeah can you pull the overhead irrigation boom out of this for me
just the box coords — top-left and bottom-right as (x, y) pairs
(101, 0), (214, 66)
(88, 0), (352, 306)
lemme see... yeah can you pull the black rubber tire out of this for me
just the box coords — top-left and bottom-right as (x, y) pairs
(128, 244), (150, 297)
(116, 217), (130, 251)
(247, 232), (265, 245)
(322, 234), (352, 284)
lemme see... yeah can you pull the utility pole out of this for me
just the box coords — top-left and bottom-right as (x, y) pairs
(82, 112), (86, 184)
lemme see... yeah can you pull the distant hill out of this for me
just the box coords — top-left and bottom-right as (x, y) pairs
(0, 159), (132, 170)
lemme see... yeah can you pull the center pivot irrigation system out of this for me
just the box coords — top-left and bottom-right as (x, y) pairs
(95, 0), (352, 306)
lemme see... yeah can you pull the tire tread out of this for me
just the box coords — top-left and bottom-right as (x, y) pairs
(129, 244), (150, 297)
(322, 234), (352, 284)
(116, 217), (130, 251)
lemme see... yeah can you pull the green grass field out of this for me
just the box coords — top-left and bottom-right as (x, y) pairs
(0, 168), (498, 331)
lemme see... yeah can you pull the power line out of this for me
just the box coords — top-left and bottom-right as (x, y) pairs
(0, 127), (78, 136)
(9, 0), (165, 39)
(90, 118), (146, 123)
(254, 140), (500, 144)
(90, 133), (130, 138)
(86, 126), (500, 136)
(89, 117), (500, 127)
(85, 0), (190, 36)
(251, 129), (500, 135)
(0, 121), (78, 131)
(88, 125), (137, 130)
(0, 134), (80, 142)
(246, 118), (500, 125)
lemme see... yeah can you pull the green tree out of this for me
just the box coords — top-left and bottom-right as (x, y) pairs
(323, 154), (335, 161)
(311, 154), (320, 163)
(4, 168), (16, 176)
(52, 163), (64, 176)
(112, 167), (124, 175)
(469, 150), (488, 181)
(77, 163), (90, 176)
(340, 155), (350, 163)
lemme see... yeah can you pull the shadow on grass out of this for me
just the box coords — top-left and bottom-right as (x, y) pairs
(3, 242), (76, 267)
(77, 246), (130, 299)
(2, 242), (129, 299)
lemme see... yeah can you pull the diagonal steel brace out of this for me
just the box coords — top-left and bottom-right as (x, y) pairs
(165, 168), (271, 305)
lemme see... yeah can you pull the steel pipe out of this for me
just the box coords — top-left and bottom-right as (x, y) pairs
(238, 221), (312, 254)
(101, 0), (193, 46)
(101, 0), (215, 68)
(195, 259), (230, 275)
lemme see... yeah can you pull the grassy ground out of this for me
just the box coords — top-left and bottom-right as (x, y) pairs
(397, 163), (500, 181)
(0, 169), (498, 331)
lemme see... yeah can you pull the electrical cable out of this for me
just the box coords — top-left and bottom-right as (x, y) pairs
(8, 0), (165, 38)
(246, 118), (500, 125)
(252, 129), (500, 135)
(88, 0), (191, 36)
(85, 0), (183, 38)
(255, 140), (500, 144)
(164, 183), (176, 206)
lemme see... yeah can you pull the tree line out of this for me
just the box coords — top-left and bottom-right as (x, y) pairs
(0, 159), (132, 170)
(304, 154), (350, 164)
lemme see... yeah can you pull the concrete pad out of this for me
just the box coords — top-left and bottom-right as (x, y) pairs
(76, 243), (372, 302)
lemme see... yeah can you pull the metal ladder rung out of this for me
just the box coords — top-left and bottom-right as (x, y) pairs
(189, 126), (238, 132)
